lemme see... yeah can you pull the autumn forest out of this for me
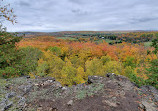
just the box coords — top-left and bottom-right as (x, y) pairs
(1, 31), (157, 88)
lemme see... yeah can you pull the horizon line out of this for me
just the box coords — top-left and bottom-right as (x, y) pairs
(8, 30), (158, 33)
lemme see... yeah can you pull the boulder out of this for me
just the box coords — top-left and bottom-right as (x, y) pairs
(87, 76), (103, 84)
(106, 73), (116, 78)
(67, 100), (73, 106)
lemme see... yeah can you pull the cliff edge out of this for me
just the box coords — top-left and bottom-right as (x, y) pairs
(0, 73), (158, 111)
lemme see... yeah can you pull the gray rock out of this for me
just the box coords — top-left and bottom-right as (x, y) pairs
(5, 92), (16, 99)
(23, 75), (30, 79)
(40, 77), (56, 82)
(106, 73), (116, 78)
(0, 99), (7, 104)
(18, 97), (26, 107)
(140, 85), (158, 102)
(18, 85), (32, 95)
(52, 81), (62, 88)
(67, 100), (73, 106)
(62, 87), (68, 91)
(87, 76), (102, 84)
(141, 101), (157, 111)
(139, 103), (146, 111)
(140, 85), (150, 92)
(0, 99), (7, 111)
(5, 102), (13, 110)
(85, 85), (91, 90)
(0, 100), (13, 111)
(42, 79), (55, 87)
(148, 86), (158, 102)
(102, 100), (117, 107)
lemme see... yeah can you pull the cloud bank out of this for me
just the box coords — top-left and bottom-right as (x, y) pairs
(3, 0), (158, 32)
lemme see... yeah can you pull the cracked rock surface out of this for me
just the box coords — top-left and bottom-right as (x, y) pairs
(0, 74), (157, 111)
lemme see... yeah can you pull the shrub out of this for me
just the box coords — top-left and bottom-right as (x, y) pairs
(0, 67), (20, 78)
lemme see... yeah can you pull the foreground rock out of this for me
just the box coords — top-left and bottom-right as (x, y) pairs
(0, 74), (157, 111)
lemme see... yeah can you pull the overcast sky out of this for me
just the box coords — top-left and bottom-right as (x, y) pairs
(2, 0), (158, 32)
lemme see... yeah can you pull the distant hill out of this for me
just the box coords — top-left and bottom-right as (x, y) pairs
(13, 30), (158, 38)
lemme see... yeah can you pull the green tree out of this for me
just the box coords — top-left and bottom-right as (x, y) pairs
(124, 66), (144, 86)
(146, 37), (158, 88)
(146, 59), (158, 88)
(17, 47), (42, 75)
(123, 56), (136, 69)
(0, 30), (22, 78)
(47, 46), (63, 56)
(36, 59), (49, 77)
(151, 37), (158, 55)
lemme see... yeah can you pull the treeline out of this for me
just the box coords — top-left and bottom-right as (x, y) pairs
(98, 32), (158, 43)
(65, 31), (158, 44)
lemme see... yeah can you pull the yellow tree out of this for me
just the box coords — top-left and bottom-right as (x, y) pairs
(37, 51), (65, 79)
(75, 66), (86, 84)
(85, 58), (104, 76)
(103, 61), (122, 75)
(101, 55), (111, 65)
(60, 65), (77, 86)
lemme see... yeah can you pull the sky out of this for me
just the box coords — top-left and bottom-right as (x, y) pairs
(2, 0), (158, 32)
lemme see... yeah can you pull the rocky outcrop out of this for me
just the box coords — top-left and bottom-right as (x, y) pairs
(0, 74), (157, 111)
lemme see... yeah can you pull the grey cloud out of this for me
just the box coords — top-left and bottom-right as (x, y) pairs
(19, 1), (30, 7)
(129, 17), (158, 24)
(69, 0), (82, 4)
(71, 9), (89, 15)
(3, 0), (158, 32)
